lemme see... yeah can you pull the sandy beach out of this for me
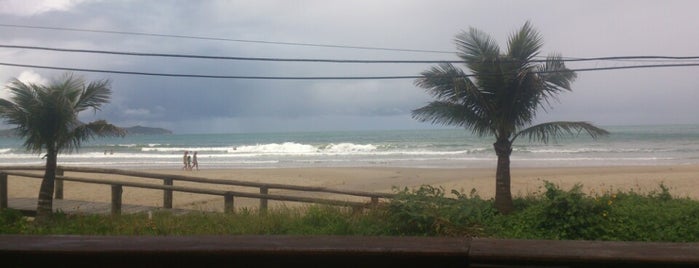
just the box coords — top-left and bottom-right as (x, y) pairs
(5, 164), (699, 212)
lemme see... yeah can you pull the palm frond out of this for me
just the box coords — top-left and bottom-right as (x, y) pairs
(495, 65), (539, 131)
(415, 63), (489, 105)
(85, 120), (126, 137)
(0, 98), (24, 127)
(537, 54), (577, 91)
(507, 21), (543, 62)
(61, 120), (126, 153)
(412, 101), (467, 126)
(455, 27), (500, 63)
(415, 63), (497, 125)
(412, 101), (493, 137)
(513, 121), (610, 144)
(5, 79), (40, 112)
(75, 79), (112, 112)
(53, 73), (84, 102)
(1, 80), (50, 153)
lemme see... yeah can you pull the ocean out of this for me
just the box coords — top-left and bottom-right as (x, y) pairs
(0, 124), (698, 169)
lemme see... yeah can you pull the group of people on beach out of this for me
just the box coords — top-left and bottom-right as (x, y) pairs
(183, 151), (199, 171)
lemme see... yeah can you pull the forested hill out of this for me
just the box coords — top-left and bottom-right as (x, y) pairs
(123, 126), (173, 135)
(0, 125), (173, 137)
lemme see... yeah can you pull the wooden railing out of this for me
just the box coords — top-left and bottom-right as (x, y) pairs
(1, 236), (698, 267)
(0, 166), (395, 215)
(3, 166), (699, 266)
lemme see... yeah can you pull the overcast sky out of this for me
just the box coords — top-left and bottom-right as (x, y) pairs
(0, 0), (698, 134)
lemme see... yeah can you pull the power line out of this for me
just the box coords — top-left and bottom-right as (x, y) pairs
(0, 62), (421, 80)
(561, 56), (699, 62)
(1, 61), (699, 80)
(0, 23), (455, 54)
(6, 24), (699, 64)
(569, 63), (699, 73)
(0, 44), (460, 64)
(3, 44), (699, 65)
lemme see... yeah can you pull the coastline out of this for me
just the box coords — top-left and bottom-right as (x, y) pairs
(6, 164), (698, 212)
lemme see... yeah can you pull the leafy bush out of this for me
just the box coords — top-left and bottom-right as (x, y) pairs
(0, 209), (28, 234)
(385, 185), (495, 236)
(603, 189), (699, 242)
(534, 182), (611, 240)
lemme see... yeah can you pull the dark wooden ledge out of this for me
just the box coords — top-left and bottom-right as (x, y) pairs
(0, 235), (469, 268)
(1, 235), (698, 267)
(469, 238), (699, 267)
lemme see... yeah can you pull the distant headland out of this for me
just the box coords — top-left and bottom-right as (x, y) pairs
(0, 125), (173, 137)
(122, 126), (173, 135)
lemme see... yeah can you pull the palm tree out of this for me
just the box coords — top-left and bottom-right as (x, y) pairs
(412, 22), (609, 214)
(0, 73), (124, 221)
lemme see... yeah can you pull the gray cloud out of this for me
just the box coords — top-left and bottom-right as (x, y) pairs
(1, 0), (698, 133)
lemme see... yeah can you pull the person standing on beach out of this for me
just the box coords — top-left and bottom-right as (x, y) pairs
(187, 154), (192, 171)
(183, 151), (189, 170)
(192, 151), (199, 171)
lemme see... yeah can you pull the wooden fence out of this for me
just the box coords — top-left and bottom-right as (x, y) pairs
(2, 166), (699, 266)
(0, 166), (395, 215)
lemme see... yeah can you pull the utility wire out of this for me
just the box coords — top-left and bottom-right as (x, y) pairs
(3, 44), (699, 64)
(568, 63), (699, 73)
(7, 24), (699, 63)
(560, 56), (699, 62)
(0, 44), (460, 64)
(0, 23), (454, 54)
(2, 61), (699, 80)
(0, 62), (422, 80)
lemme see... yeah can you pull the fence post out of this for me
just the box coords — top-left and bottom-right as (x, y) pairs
(259, 186), (269, 212)
(351, 205), (364, 215)
(224, 193), (234, 213)
(54, 167), (64, 200)
(0, 173), (7, 210)
(371, 196), (379, 206)
(111, 185), (123, 216)
(163, 178), (173, 209)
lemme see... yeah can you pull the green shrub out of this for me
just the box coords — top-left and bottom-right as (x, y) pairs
(534, 181), (611, 240)
(385, 185), (495, 236)
(0, 209), (29, 234)
(603, 190), (699, 242)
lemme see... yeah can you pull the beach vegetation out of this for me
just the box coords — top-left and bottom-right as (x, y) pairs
(383, 185), (492, 236)
(2, 182), (698, 242)
(485, 182), (699, 242)
(411, 22), (609, 214)
(0, 208), (28, 234)
(0, 73), (125, 222)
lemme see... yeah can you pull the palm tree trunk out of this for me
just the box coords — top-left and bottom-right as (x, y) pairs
(493, 139), (514, 214)
(36, 150), (57, 221)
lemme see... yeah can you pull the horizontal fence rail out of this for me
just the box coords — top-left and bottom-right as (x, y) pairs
(62, 166), (396, 198)
(0, 165), (395, 215)
(0, 165), (395, 198)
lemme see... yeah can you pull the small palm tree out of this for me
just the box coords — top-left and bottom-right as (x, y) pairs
(0, 73), (124, 221)
(412, 22), (609, 214)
